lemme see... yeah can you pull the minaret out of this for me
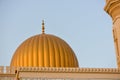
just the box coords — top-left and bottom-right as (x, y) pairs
(104, 0), (120, 68)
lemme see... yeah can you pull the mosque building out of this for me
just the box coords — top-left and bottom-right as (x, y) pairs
(0, 0), (120, 79)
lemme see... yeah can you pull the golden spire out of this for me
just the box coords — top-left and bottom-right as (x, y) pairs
(42, 20), (45, 34)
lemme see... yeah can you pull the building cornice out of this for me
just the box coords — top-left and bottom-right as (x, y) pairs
(18, 67), (120, 74)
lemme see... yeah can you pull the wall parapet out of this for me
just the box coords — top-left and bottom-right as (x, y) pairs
(1, 66), (120, 74)
(0, 66), (17, 74)
(18, 67), (120, 73)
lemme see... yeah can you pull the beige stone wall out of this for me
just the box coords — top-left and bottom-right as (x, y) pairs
(19, 72), (120, 79)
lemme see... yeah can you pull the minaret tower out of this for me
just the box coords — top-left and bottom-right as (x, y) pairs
(105, 0), (120, 68)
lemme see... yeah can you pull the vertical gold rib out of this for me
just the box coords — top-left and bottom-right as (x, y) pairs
(16, 51), (19, 67)
(58, 40), (65, 67)
(44, 35), (49, 67)
(63, 41), (72, 67)
(46, 35), (50, 67)
(64, 43), (70, 67)
(56, 37), (65, 67)
(28, 37), (34, 66)
(47, 35), (55, 67)
(62, 41), (68, 67)
(20, 45), (24, 66)
(19, 47), (22, 66)
(30, 37), (34, 67)
(19, 48), (22, 66)
(54, 36), (61, 67)
(38, 35), (43, 66)
(25, 39), (29, 66)
(50, 35), (57, 67)
(20, 41), (26, 66)
(32, 36), (38, 66)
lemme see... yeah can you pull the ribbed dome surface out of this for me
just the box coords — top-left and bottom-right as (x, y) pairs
(10, 34), (79, 67)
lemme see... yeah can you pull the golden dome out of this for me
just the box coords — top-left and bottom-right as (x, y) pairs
(10, 21), (79, 67)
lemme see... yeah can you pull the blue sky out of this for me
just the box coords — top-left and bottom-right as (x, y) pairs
(0, 0), (116, 68)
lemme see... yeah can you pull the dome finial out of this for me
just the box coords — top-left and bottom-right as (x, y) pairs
(42, 20), (45, 34)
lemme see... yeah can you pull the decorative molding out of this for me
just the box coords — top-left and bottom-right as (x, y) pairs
(18, 67), (120, 73)
(104, 0), (119, 12)
(2, 66), (120, 74)
(104, 0), (120, 22)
